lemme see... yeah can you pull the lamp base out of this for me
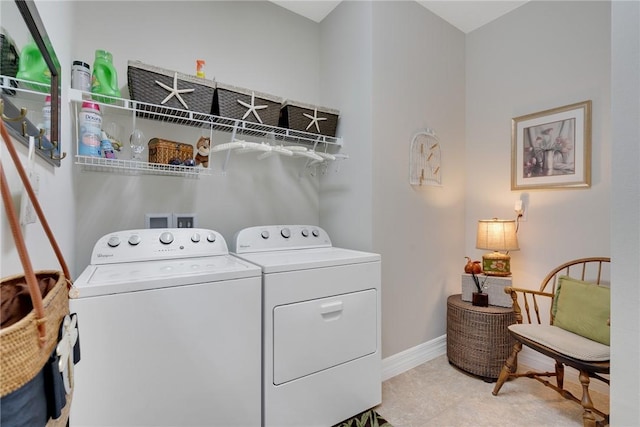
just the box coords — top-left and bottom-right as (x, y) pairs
(482, 252), (512, 276)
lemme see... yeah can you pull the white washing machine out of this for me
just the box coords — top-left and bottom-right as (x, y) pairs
(70, 228), (262, 427)
(232, 225), (381, 427)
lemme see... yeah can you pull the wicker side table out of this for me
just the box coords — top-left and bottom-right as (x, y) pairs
(446, 294), (516, 382)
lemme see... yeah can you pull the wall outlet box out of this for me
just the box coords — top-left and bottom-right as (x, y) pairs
(173, 213), (198, 228)
(461, 274), (513, 308)
(145, 213), (172, 229)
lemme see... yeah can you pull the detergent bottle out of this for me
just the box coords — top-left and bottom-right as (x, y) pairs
(15, 39), (50, 93)
(91, 49), (120, 103)
(78, 101), (102, 157)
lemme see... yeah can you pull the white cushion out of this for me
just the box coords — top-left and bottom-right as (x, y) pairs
(509, 324), (610, 362)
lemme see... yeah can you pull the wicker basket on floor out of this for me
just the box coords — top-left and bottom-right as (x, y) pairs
(446, 294), (516, 381)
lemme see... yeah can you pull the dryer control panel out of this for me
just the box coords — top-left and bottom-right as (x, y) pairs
(233, 225), (332, 253)
(90, 228), (228, 264)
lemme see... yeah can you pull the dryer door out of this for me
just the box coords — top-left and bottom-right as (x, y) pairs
(272, 289), (377, 385)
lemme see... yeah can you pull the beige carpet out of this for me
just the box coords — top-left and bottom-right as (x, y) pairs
(376, 354), (609, 427)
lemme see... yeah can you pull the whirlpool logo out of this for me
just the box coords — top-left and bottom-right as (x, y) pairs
(96, 253), (114, 258)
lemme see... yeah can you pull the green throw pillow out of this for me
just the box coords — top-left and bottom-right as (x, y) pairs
(552, 276), (610, 345)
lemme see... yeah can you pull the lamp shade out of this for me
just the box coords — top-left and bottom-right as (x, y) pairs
(476, 219), (519, 251)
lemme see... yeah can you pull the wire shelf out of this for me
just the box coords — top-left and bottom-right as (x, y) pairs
(0, 75), (51, 97)
(75, 156), (211, 178)
(69, 89), (343, 148)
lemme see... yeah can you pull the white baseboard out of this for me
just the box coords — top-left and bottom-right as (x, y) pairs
(381, 334), (446, 381)
(381, 336), (609, 397)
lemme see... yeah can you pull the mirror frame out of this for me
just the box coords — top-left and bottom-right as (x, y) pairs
(2, 0), (61, 166)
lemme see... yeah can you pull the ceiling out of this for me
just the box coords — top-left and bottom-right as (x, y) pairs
(269, 0), (529, 34)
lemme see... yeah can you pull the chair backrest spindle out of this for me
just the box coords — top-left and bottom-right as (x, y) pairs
(523, 294), (531, 324)
(532, 294), (541, 324)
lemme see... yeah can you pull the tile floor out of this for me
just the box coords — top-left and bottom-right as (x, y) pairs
(375, 354), (609, 427)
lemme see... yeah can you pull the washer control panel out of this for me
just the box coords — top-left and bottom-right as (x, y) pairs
(233, 225), (332, 253)
(90, 228), (227, 265)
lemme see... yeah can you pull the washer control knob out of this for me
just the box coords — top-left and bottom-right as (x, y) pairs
(191, 233), (201, 243)
(301, 228), (309, 237)
(206, 233), (216, 243)
(159, 232), (174, 245)
(281, 228), (291, 239)
(312, 229), (320, 237)
(107, 236), (121, 248)
(128, 234), (142, 246)
(261, 230), (270, 239)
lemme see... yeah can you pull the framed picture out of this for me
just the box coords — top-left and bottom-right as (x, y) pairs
(511, 100), (591, 190)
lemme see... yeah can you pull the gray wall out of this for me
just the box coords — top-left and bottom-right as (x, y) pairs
(611, 1), (640, 423)
(319, 1), (374, 252)
(71, 1), (327, 274)
(371, 1), (466, 357)
(465, 1), (611, 282)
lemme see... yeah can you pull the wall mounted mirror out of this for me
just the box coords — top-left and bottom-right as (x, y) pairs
(1, 0), (62, 166)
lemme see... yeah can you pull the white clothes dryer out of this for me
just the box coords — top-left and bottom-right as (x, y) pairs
(70, 228), (262, 427)
(232, 225), (381, 427)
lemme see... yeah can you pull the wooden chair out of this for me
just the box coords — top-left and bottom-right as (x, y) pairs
(492, 257), (610, 427)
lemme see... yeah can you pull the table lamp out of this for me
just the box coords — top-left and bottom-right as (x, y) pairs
(476, 218), (519, 276)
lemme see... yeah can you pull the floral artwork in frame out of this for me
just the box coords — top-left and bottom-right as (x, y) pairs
(511, 100), (591, 190)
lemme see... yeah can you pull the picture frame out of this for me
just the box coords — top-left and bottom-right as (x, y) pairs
(511, 100), (591, 190)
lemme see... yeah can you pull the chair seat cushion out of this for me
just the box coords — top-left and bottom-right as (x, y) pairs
(509, 324), (610, 362)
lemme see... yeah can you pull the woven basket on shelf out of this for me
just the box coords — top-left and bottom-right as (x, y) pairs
(148, 138), (193, 164)
(213, 82), (282, 126)
(127, 61), (216, 115)
(1, 32), (19, 95)
(279, 100), (339, 137)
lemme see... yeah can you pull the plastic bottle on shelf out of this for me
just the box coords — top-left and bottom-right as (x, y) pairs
(196, 59), (205, 78)
(71, 60), (91, 92)
(91, 50), (120, 104)
(42, 95), (51, 142)
(78, 101), (102, 157)
(100, 131), (115, 159)
(15, 39), (50, 93)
